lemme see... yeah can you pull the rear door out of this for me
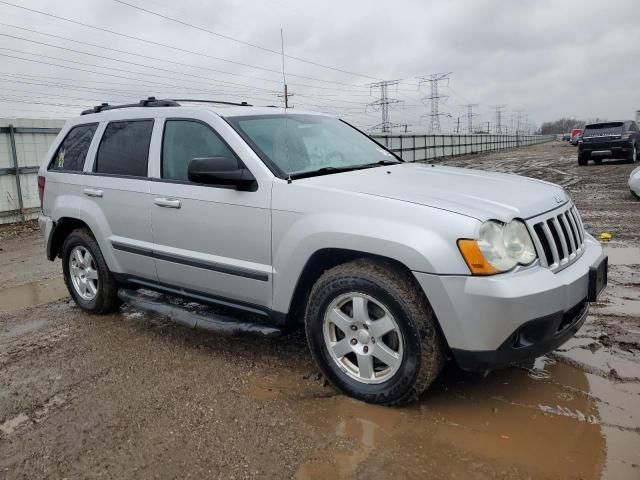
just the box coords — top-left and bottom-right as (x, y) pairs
(83, 119), (157, 280)
(44, 123), (99, 219)
(149, 115), (272, 308)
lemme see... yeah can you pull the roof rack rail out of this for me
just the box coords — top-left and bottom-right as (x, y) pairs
(172, 99), (252, 107)
(80, 97), (180, 115)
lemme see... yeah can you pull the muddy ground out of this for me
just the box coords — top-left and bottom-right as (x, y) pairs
(0, 140), (638, 479)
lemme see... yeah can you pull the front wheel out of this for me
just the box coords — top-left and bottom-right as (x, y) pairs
(629, 143), (638, 163)
(305, 259), (445, 405)
(62, 229), (121, 313)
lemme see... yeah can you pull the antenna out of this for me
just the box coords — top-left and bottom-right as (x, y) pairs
(278, 28), (293, 109)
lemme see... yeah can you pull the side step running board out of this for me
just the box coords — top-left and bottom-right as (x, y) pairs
(118, 288), (281, 338)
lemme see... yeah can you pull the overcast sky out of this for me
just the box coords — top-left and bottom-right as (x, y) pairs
(0, 0), (638, 132)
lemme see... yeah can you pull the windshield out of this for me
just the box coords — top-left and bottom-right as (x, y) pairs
(583, 122), (624, 136)
(226, 114), (399, 177)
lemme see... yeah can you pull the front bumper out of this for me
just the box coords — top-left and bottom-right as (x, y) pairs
(413, 235), (604, 370)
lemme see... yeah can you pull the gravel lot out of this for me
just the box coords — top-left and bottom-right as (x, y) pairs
(0, 140), (638, 479)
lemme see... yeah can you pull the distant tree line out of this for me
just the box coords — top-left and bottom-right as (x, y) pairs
(539, 117), (607, 134)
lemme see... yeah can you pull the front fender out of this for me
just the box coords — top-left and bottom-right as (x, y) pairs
(271, 205), (478, 313)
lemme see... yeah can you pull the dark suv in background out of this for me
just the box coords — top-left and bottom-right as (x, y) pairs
(578, 121), (639, 165)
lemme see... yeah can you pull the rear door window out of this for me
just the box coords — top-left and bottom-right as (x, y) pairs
(49, 123), (98, 172)
(95, 120), (154, 177)
(161, 119), (238, 181)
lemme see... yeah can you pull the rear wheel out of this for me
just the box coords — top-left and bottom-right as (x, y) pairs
(578, 153), (589, 166)
(62, 229), (121, 313)
(305, 259), (445, 405)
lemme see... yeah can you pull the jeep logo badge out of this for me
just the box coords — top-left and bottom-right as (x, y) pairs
(554, 194), (565, 204)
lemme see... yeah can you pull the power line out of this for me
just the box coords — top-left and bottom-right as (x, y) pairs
(0, 52), (279, 105)
(0, 1), (372, 90)
(0, 46), (280, 96)
(112, 0), (381, 81)
(0, 25), (370, 93)
(367, 80), (403, 133)
(417, 73), (451, 133)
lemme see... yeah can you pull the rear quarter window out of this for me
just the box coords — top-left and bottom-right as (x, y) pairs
(48, 123), (98, 172)
(94, 119), (154, 177)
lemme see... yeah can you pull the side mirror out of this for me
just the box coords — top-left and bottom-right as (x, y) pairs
(187, 156), (256, 190)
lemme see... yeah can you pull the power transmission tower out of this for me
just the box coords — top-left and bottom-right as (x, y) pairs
(417, 73), (452, 133)
(491, 105), (506, 133)
(367, 80), (402, 133)
(463, 103), (478, 133)
(514, 109), (524, 134)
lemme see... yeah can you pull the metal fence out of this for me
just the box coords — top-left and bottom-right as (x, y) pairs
(0, 119), (554, 225)
(371, 133), (554, 162)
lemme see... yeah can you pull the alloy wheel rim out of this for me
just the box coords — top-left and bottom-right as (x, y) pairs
(69, 246), (99, 301)
(322, 292), (404, 384)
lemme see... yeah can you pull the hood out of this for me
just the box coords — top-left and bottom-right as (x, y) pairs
(299, 163), (567, 221)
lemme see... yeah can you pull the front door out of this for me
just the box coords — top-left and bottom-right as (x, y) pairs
(150, 118), (272, 308)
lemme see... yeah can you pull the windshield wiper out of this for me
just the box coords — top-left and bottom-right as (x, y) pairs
(288, 160), (401, 180)
(289, 166), (363, 180)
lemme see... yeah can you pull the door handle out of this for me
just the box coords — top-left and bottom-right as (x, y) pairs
(154, 197), (181, 209)
(83, 188), (103, 198)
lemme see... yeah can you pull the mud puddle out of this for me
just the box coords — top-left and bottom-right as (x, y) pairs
(0, 278), (67, 313)
(249, 358), (640, 479)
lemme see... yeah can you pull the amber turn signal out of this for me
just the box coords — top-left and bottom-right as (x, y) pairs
(457, 239), (498, 276)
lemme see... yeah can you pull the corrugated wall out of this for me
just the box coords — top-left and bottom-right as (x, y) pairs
(0, 118), (65, 224)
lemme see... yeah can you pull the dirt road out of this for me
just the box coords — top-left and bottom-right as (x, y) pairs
(1, 141), (638, 479)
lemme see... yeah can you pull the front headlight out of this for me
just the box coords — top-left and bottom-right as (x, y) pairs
(458, 220), (537, 275)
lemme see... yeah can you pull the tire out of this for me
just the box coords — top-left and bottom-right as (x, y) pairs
(304, 258), (445, 405)
(62, 228), (121, 314)
(578, 154), (589, 166)
(593, 158), (602, 165)
(629, 143), (638, 163)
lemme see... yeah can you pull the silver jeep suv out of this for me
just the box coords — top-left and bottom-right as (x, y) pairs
(38, 98), (607, 405)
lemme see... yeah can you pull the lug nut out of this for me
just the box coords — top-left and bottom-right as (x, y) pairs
(363, 346), (369, 353)
(350, 338), (357, 345)
(371, 338), (376, 344)
(350, 325), (358, 331)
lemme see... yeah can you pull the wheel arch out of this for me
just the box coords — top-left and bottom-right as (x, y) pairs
(285, 248), (426, 326)
(47, 217), (93, 261)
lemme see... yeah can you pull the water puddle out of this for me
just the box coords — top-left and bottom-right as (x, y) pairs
(0, 278), (67, 313)
(603, 247), (640, 266)
(249, 358), (640, 479)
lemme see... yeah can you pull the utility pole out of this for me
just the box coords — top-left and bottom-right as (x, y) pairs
(491, 105), (506, 133)
(367, 80), (402, 133)
(462, 103), (478, 133)
(417, 73), (452, 133)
